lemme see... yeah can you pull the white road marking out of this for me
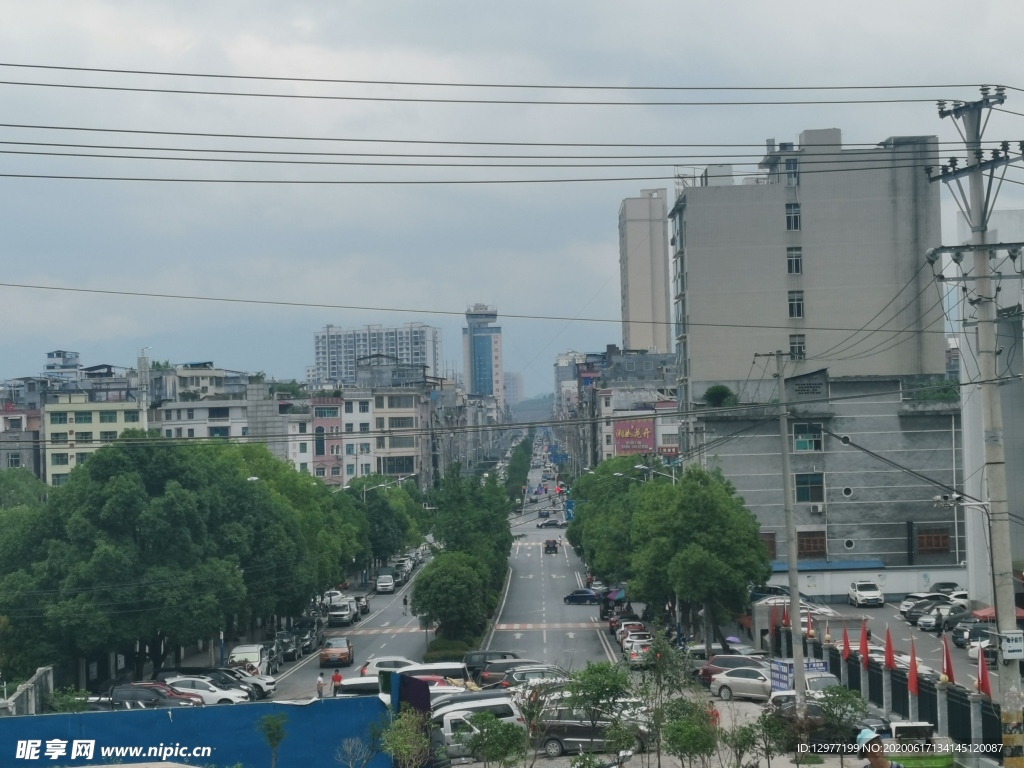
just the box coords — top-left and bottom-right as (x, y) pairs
(514, 633), (523, 640)
(382, 622), (390, 627)
(567, 632), (575, 639)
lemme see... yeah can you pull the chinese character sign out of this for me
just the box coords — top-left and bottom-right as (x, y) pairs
(612, 419), (656, 454)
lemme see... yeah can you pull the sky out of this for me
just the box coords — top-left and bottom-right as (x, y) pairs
(1, 1), (1023, 398)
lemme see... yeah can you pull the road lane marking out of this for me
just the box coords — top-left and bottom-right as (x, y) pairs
(495, 622), (603, 630)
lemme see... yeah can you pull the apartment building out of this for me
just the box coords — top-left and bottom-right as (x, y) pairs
(619, 189), (672, 353)
(312, 323), (442, 387)
(0, 407), (42, 479)
(43, 394), (143, 486)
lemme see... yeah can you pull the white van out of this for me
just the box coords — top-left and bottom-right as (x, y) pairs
(432, 698), (526, 756)
(377, 574), (395, 593)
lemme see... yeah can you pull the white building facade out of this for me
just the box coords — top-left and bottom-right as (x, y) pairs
(619, 189), (672, 354)
(312, 323), (442, 387)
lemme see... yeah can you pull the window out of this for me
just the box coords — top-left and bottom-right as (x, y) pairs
(785, 158), (799, 186)
(604, 397), (611, 408)
(315, 426), (325, 456)
(361, 462), (372, 475)
(625, 361), (636, 372)
(299, 462), (308, 473)
(241, 427), (248, 436)
(77, 432), (93, 444)
(382, 456), (414, 474)
(52, 453), (69, 466)
(164, 409), (173, 421)
(605, 434), (612, 445)
(74, 412), (93, 424)
(344, 402), (353, 413)
(346, 464), (355, 476)
(187, 428), (194, 438)
(786, 203), (801, 230)
(50, 412), (68, 424)
(644, 360), (654, 371)
(789, 334), (806, 360)
(208, 407), (229, 420)
(389, 417), (414, 429)
(918, 529), (950, 555)
(330, 444), (341, 456)
(787, 247), (802, 274)
(315, 406), (340, 418)
(51, 473), (68, 487)
(793, 423), (822, 452)
(124, 410), (139, 423)
(7, 418), (21, 430)
(376, 418), (385, 429)
(51, 432), (68, 445)
(331, 466), (341, 477)
(359, 443), (371, 454)
(788, 291), (804, 319)
(299, 442), (308, 454)
(7, 453), (20, 468)
(376, 437), (386, 449)
(390, 435), (415, 449)
(359, 401), (370, 413)
(359, 423), (370, 433)
(795, 473), (824, 503)
(388, 395), (414, 409)
(375, 396), (384, 409)
(315, 467), (326, 477)
(165, 429), (174, 438)
(797, 531), (826, 558)
(298, 421), (307, 433)
(759, 532), (777, 560)
(100, 411), (118, 423)
(187, 409), (194, 420)
(100, 431), (117, 442)
(76, 453), (89, 465)
(345, 423), (354, 433)
(209, 426), (230, 438)
(346, 444), (355, 455)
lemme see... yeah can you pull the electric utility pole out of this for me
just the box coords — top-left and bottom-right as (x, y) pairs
(928, 86), (1024, 697)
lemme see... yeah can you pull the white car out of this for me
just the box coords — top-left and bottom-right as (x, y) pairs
(968, 640), (992, 660)
(220, 667), (277, 698)
(899, 592), (946, 615)
(357, 656), (417, 678)
(165, 676), (250, 705)
(848, 581), (885, 607)
(753, 596), (840, 618)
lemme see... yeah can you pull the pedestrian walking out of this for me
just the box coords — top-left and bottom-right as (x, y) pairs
(403, 595), (409, 615)
(316, 673), (324, 699)
(331, 668), (343, 696)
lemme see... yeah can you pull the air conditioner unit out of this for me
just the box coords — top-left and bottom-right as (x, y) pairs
(810, 504), (824, 514)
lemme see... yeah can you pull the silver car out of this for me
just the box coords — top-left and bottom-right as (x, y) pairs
(710, 667), (772, 702)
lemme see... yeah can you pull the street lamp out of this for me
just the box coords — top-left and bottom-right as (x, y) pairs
(635, 464), (676, 485)
(612, 472), (643, 483)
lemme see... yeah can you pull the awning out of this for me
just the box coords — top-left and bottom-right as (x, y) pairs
(971, 605), (1024, 620)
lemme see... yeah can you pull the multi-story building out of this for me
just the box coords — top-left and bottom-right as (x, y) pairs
(503, 372), (524, 408)
(42, 393), (143, 486)
(553, 350), (585, 417)
(150, 361), (250, 404)
(463, 304), (504, 410)
(619, 189), (672, 353)
(311, 323), (442, 387)
(0, 407), (42, 479)
(596, 392), (678, 464)
(670, 129), (944, 416)
(156, 400), (249, 441)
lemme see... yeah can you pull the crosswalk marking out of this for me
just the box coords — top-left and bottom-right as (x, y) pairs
(494, 622), (603, 630)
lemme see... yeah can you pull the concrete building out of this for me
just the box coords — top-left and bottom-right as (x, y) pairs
(670, 129), (944, 418)
(619, 189), (672, 353)
(462, 304), (504, 410)
(311, 323), (442, 387)
(0, 408), (42, 479)
(150, 362), (250, 404)
(503, 372), (524, 408)
(553, 350), (585, 417)
(42, 394), (144, 486)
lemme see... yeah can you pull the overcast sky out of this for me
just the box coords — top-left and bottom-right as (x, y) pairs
(2, 1), (1023, 397)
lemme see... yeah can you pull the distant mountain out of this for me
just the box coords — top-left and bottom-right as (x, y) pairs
(512, 394), (553, 424)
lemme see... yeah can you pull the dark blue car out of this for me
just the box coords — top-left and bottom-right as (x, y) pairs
(564, 589), (600, 605)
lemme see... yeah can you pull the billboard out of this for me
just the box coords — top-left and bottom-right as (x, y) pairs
(613, 419), (656, 454)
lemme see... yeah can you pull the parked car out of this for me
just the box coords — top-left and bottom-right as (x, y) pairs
(953, 620), (994, 649)
(931, 582), (964, 595)
(358, 656), (417, 678)
(218, 666), (277, 698)
(699, 654), (769, 687)
(260, 639), (284, 673)
(356, 595), (370, 614)
(153, 668), (255, 699)
(320, 637), (354, 667)
(532, 703), (649, 757)
(164, 676), (250, 705)
(479, 658), (542, 688)
(292, 617), (325, 652)
(464, 650), (521, 683)
(89, 682), (202, 710)
(328, 602), (355, 627)
(622, 633), (654, 656)
(616, 622), (647, 647)
(918, 604), (972, 632)
(276, 631), (302, 661)
(227, 643), (273, 676)
(711, 667), (772, 701)
(493, 665), (566, 689)
(772, 700), (891, 749)
(564, 589), (600, 605)
(899, 592), (949, 615)
(848, 581), (885, 607)
(609, 612), (640, 635)
(905, 600), (947, 626)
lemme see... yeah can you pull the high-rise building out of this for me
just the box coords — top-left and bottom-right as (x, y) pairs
(462, 304), (504, 410)
(312, 323), (442, 387)
(503, 372), (524, 407)
(619, 189), (672, 354)
(670, 129), (943, 412)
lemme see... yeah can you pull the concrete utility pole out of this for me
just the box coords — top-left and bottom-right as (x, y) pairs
(774, 350), (806, 716)
(931, 86), (1023, 698)
(137, 347), (151, 432)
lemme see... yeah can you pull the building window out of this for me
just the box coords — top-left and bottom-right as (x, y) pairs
(787, 247), (802, 275)
(346, 444), (355, 455)
(376, 437), (386, 449)
(361, 462), (373, 475)
(100, 411), (117, 423)
(359, 423), (370, 433)
(918, 529), (950, 554)
(389, 417), (414, 429)
(788, 291), (804, 319)
(375, 396), (385, 409)
(345, 423), (354, 433)
(51, 473), (68, 487)
(785, 158), (799, 186)
(388, 395), (415, 409)
(76, 453), (89, 465)
(797, 530), (826, 558)
(795, 473), (825, 503)
(759, 532), (777, 560)
(208, 407), (230, 420)
(390, 435), (415, 449)
(330, 444), (341, 456)
(124, 411), (140, 423)
(315, 467), (326, 477)
(359, 442), (371, 454)
(793, 423), (822, 452)
(299, 462), (308, 473)
(359, 401), (370, 413)
(789, 334), (806, 360)
(315, 406), (340, 418)
(625, 361), (637, 372)
(299, 442), (308, 454)
(605, 434), (612, 446)
(7, 453), (20, 468)
(346, 464), (355, 476)
(342, 402), (352, 413)
(241, 426), (248, 437)
(164, 409), (173, 421)
(77, 432), (93, 444)
(187, 409), (194, 420)
(100, 431), (117, 442)
(187, 428), (194, 438)
(298, 421), (307, 433)
(209, 426), (230, 438)
(50, 412), (68, 425)
(74, 412), (93, 424)
(52, 453), (69, 466)
(786, 203), (801, 231)
(51, 432), (68, 445)
(314, 426), (325, 456)
(376, 418), (385, 429)
(331, 466), (341, 477)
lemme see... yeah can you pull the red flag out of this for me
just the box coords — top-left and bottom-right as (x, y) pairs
(782, 604), (789, 627)
(941, 634), (956, 684)
(884, 626), (896, 670)
(978, 639), (992, 697)
(842, 624), (851, 660)
(859, 619), (869, 669)
(908, 638), (919, 696)
(770, 604), (778, 636)
(806, 612), (814, 637)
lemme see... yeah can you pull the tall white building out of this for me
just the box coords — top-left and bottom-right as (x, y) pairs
(619, 189), (672, 354)
(503, 372), (524, 407)
(462, 305), (504, 410)
(312, 323), (442, 387)
(670, 128), (944, 412)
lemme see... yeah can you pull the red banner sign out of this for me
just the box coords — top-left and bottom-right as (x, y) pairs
(613, 419), (656, 454)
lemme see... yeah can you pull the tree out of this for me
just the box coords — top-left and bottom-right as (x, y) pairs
(335, 736), (380, 768)
(380, 704), (434, 768)
(662, 698), (718, 768)
(257, 713), (287, 768)
(633, 633), (695, 768)
(565, 662), (632, 753)
(749, 711), (788, 768)
(0, 469), (47, 509)
(702, 385), (736, 408)
(465, 711), (527, 768)
(411, 552), (488, 642)
(815, 686), (868, 768)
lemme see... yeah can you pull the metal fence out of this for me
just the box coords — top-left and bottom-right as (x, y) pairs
(947, 685), (974, 745)
(890, 667), (910, 718)
(0, 667), (53, 717)
(867, 660), (883, 706)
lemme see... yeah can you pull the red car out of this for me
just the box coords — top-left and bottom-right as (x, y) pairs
(609, 612), (640, 636)
(129, 681), (205, 706)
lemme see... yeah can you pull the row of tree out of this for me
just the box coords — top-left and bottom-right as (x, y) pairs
(504, 430), (534, 501)
(565, 456), (771, 642)
(0, 434), (429, 680)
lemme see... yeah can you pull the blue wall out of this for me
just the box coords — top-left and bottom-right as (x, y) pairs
(0, 697), (394, 768)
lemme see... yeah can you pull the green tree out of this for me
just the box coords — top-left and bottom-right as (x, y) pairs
(380, 704), (434, 768)
(0, 468), (47, 509)
(257, 713), (287, 768)
(750, 710), (789, 768)
(466, 711), (527, 768)
(633, 633), (695, 768)
(815, 686), (868, 768)
(411, 552), (488, 642)
(702, 385), (736, 408)
(662, 698), (718, 768)
(565, 662), (632, 753)
(505, 430), (535, 501)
